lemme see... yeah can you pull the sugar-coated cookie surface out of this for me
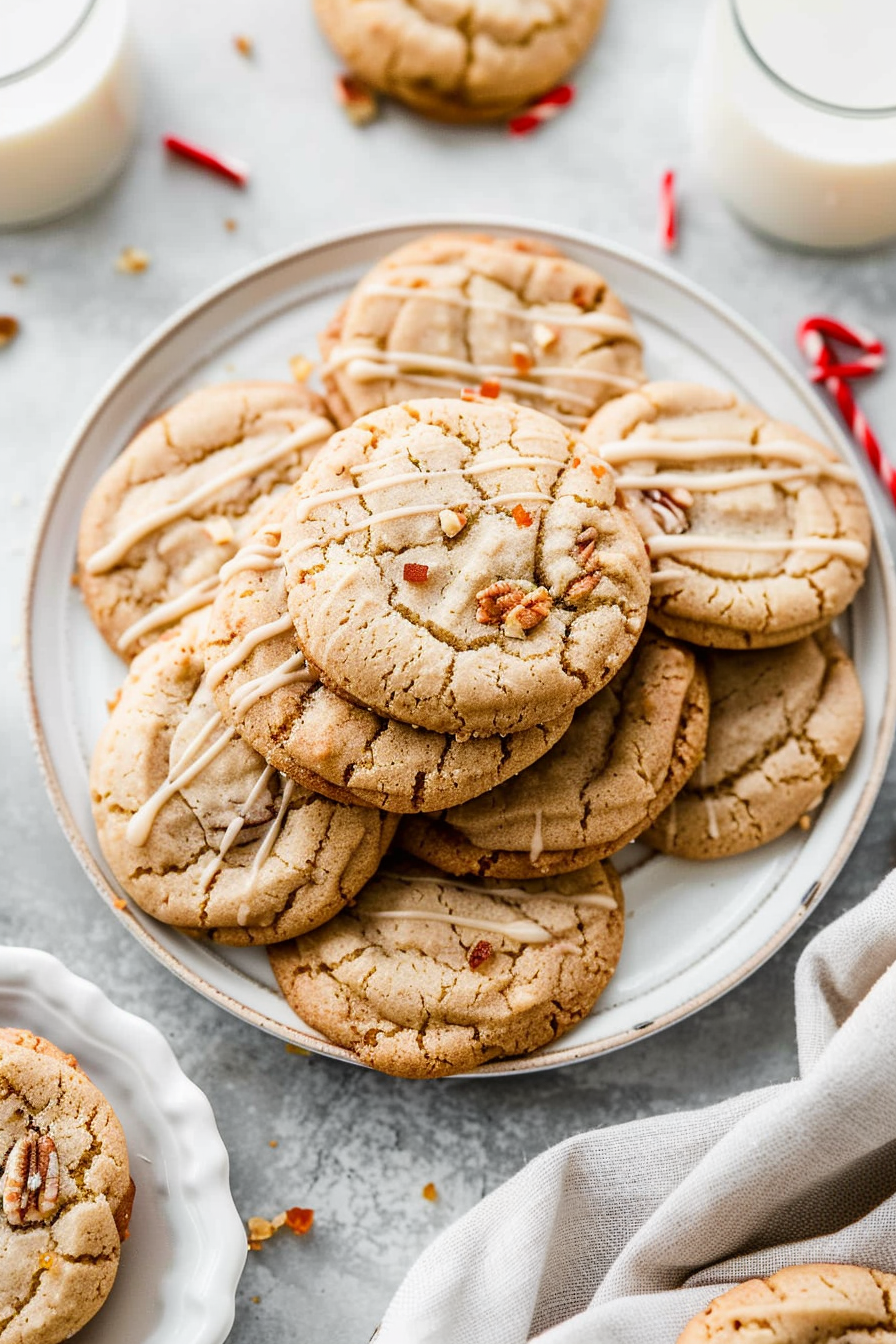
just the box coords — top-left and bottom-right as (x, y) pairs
(400, 630), (709, 877)
(320, 233), (643, 428)
(281, 398), (650, 738)
(77, 382), (333, 658)
(270, 859), (624, 1077)
(313, 1), (607, 122)
(677, 1263), (896, 1342)
(205, 504), (573, 813)
(0, 1033), (133, 1344)
(584, 381), (872, 648)
(90, 621), (396, 945)
(645, 628), (864, 860)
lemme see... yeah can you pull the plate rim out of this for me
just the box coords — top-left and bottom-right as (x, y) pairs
(23, 213), (896, 1077)
(0, 945), (247, 1341)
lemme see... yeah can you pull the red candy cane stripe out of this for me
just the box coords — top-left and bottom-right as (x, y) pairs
(797, 315), (894, 506)
(660, 170), (677, 252)
(163, 135), (249, 186)
(508, 84), (575, 137)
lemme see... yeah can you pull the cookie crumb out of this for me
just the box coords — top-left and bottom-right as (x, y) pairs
(116, 247), (150, 275)
(284, 1207), (313, 1235)
(289, 355), (314, 383)
(335, 73), (379, 126)
(285, 1042), (309, 1055)
(9, 273), (27, 286)
(106, 688), (122, 713)
(251, 1296), (261, 1304)
(422, 1182), (438, 1202)
(234, 34), (254, 57)
(268, 1140), (278, 1148)
(224, 217), (238, 232)
(113, 898), (127, 911)
(798, 813), (811, 831)
(0, 315), (20, 347)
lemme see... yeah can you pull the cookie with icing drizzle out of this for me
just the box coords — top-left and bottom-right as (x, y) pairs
(204, 503), (573, 813)
(269, 858), (624, 1077)
(279, 397), (650, 738)
(644, 628), (863, 860)
(90, 620), (396, 944)
(583, 381), (872, 649)
(319, 232), (644, 427)
(77, 381), (334, 659)
(0, 1031), (133, 1344)
(399, 630), (709, 878)
(314, 4), (607, 123)
(677, 1264), (896, 1343)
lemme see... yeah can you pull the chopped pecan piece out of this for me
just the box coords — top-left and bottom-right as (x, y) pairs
(565, 573), (600, 603)
(643, 488), (690, 534)
(502, 587), (552, 638)
(475, 582), (552, 635)
(476, 581), (527, 625)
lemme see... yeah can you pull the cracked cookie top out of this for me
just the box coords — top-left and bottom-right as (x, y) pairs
(77, 382), (333, 659)
(399, 630), (710, 878)
(269, 858), (624, 1078)
(90, 621), (396, 945)
(313, 0), (608, 121)
(204, 502), (573, 813)
(677, 1263), (896, 1343)
(0, 1033), (132, 1344)
(320, 232), (644, 429)
(280, 398), (651, 738)
(645, 627), (864, 861)
(583, 381), (872, 649)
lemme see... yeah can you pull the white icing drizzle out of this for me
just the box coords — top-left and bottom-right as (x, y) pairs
(529, 807), (544, 863)
(240, 776), (296, 918)
(229, 652), (316, 721)
(597, 436), (857, 474)
(126, 714), (235, 847)
(322, 346), (638, 408)
(646, 533), (869, 564)
(117, 574), (220, 653)
(617, 464), (855, 492)
(650, 566), (690, 588)
(205, 614), (294, 690)
(377, 870), (618, 911)
(364, 907), (552, 945)
(85, 419), (331, 575)
(360, 284), (642, 344)
(199, 764), (275, 893)
(294, 455), (565, 522)
(701, 762), (720, 841)
(218, 541), (283, 583)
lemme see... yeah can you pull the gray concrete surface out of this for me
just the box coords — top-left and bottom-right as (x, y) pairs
(2, 2), (896, 1340)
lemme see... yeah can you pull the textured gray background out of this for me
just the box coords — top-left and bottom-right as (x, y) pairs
(2, 2), (896, 1340)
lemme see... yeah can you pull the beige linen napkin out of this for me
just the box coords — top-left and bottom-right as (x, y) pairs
(377, 871), (896, 1343)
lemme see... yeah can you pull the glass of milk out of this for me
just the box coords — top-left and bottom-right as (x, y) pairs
(0, 0), (139, 228)
(692, 0), (896, 249)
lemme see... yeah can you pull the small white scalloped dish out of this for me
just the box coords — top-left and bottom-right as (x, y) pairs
(0, 948), (246, 1343)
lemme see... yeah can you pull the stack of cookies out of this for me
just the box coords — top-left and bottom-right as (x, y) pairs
(79, 232), (872, 1078)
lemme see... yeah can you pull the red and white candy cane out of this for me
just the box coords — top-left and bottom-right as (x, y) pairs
(508, 84), (575, 137)
(797, 315), (893, 506)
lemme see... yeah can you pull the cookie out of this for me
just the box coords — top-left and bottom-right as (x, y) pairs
(77, 382), (333, 657)
(400, 630), (709, 877)
(269, 858), (624, 1077)
(90, 621), (396, 945)
(280, 398), (650, 738)
(313, 2), (607, 123)
(677, 1264), (896, 1343)
(0, 1032), (133, 1344)
(583, 381), (872, 648)
(319, 233), (644, 428)
(645, 628), (863, 860)
(204, 507), (573, 813)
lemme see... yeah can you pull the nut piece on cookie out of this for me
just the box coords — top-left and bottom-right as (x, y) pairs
(269, 859), (624, 1078)
(280, 398), (650, 739)
(645, 628), (863, 860)
(317, 232), (644, 429)
(400, 630), (709, 879)
(313, 0), (608, 122)
(584, 380), (873, 649)
(676, 1263), (896, 1343)
(77, 382), (334, 659)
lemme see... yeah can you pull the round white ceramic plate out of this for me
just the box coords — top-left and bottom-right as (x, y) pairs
(25, 218), (896, 1077)
(0, 947), (246, 1341)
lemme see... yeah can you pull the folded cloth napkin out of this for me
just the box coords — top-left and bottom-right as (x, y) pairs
(377, 871), (896, 1343)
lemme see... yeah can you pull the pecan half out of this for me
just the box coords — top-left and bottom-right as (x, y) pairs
(574, 527), (600, 573)
(502, 587), (552, 638)
(643, 488), (691, 535)
(565, 573), (600, 603)
(3, 1133), (60, 1225)
(476, 581), (528, 626)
